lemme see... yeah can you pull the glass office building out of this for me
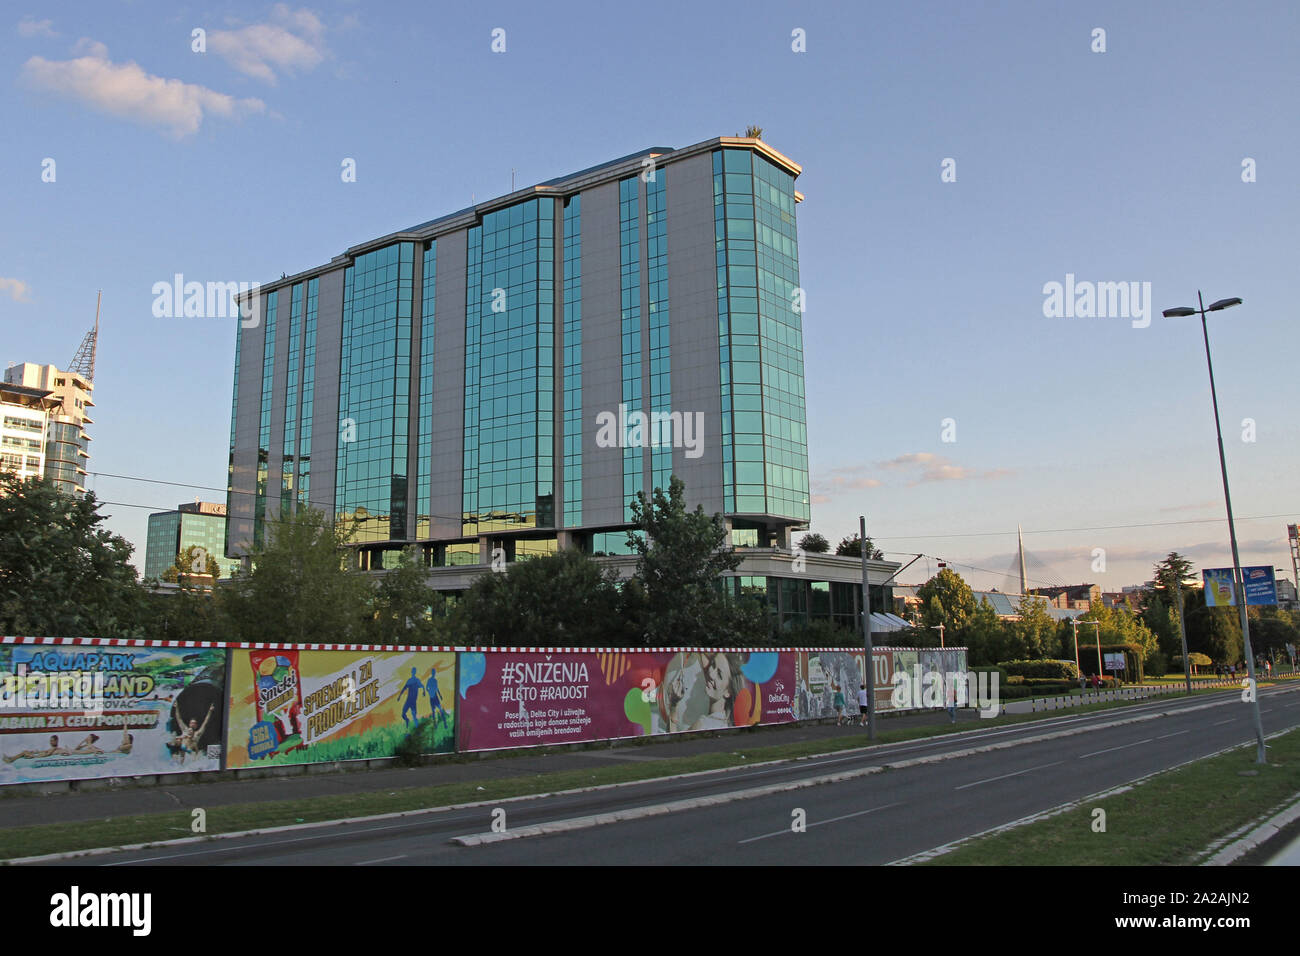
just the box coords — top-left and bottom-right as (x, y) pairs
(226, 137), (812, 572)
(146, 502), (242, 581)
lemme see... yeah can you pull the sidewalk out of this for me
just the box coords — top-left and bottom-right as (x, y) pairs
(0, 706), (977, 829)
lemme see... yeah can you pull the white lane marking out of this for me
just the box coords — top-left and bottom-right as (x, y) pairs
(1079, 739), (1152, 759)
(356, 854), (406, 866)
(1156, 730), (1189, 739)
(103, 822), (415, 865)
(1212, 718), (1236, 726)
(954, 761), (1063, 791)
(738, 802), (902, 844)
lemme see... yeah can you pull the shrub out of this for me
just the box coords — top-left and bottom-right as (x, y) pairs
(999, 659), (1079, 680)
(1145, 650), (1168, 677)
(1023, 679), (1078, 692)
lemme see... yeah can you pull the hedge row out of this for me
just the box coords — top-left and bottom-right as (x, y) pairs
(998, 659), (1080, 679)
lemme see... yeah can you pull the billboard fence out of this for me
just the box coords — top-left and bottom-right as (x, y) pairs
(0, 638), (969, 784)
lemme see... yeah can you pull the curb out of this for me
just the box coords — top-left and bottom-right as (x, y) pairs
(1202, 791), (1300, 866)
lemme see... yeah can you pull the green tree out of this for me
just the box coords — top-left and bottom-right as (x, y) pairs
(0, 474), (146, 637)
(915, 568), (977, 636)
(965, 596), (1016, 667)
(221, 507), (370, 643)
(142, 583), (231, 644)
(798, 533), (830, 554)
(367, 546), (447, 645)
(1012, 594), (1056, 659)
(1184, 596), (1243, 666)
(627, 476), (748, 645)
(1151, 552), (1196, 596)
(835, 533), (883, 560)
(1247, 607), (1298, 662)
(1079, 602), (1158, 665)
(448, 548), (627, 646)
(162, 544), (221, 585)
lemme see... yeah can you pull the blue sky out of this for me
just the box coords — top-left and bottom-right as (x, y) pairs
(2, 0), (1297, 592)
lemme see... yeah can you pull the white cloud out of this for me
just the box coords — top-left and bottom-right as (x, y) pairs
(209, 5), (327, 84)
(877, 452), (1012, 485)
(21, 42), (266, 138)
(0, 278), (32, 302)
(17, 17), (57, 39)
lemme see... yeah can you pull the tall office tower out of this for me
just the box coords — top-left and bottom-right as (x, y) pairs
(226, 137), (811, 575)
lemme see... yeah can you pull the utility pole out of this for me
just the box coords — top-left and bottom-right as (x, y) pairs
(1174, 578), (1192, 694)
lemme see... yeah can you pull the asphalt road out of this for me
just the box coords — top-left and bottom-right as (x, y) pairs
(39, 682), (1300, 866)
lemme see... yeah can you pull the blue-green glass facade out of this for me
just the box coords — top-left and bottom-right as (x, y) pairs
(462, 198), (555, 535)
(618, 177), (642, 519)
(416, 240), (437, 538)
(147, 510), (242, 581)
(224, 301), (242, 556)
(335, 243), (414, 542)
(299, 277), (318, 508)
(254, 289), (278, 548)
(646, 170), (671, 494)
(562, 196), (582, 528)
(281, 283), (303, 513)
(713, 148), (809, 522)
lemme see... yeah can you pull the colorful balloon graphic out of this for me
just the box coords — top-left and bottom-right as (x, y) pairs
(742, 652), (778, 684)
(459, 652), (485, 699)
(624, 688), (652, 735)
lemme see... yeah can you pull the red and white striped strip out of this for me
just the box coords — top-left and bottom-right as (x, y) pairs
(2, 636), (967, 654)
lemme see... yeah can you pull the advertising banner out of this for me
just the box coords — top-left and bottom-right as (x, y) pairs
(795, 648), (896, 718)
(0, 642), (226, 785)
(1242, 566), (1278, 606)
(1204, 567), (1278, 607)
(457, 649), (796, 752)
(225, 649), (455, 768)
(795, 647), (970, 717)
(1104, 652), (1126, 672)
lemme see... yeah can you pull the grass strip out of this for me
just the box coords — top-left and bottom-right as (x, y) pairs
(925, 726), (1300, 866)
(0, 689), (1228, 860)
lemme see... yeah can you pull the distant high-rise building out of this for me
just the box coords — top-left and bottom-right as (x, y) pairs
(145, 501), (241, 581)
(0, 380), (60, 482)
(3, 362), (94, 495)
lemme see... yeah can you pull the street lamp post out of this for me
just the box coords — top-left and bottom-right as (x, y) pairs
(1091, 620), (1102, 678)
(860, 515), (876, 741)
(931, 623), (945, 648)
(1173, 577), (1192, 694)
(1162, 292), (1267, 764)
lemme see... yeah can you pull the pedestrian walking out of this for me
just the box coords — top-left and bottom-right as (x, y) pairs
(857, 684), (869, 727)
(833, 684), (846, 726)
